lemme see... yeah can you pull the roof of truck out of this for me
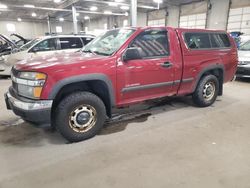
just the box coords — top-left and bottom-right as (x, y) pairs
(121, 26), (227, 33)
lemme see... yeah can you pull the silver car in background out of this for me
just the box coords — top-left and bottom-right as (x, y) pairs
(236, 40), (250, 78)
(0, 34), (95, 76)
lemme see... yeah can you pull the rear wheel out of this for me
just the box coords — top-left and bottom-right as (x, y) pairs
(55, 92), (106, 142)
(192, 75), (219, 107)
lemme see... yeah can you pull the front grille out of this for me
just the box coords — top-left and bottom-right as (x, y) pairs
(12, 81), (18, 93)
(236, 67), (250, 75)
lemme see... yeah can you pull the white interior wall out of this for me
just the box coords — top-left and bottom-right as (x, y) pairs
(180, 1), (208, 16)
(231, 0), (250, 8)
(50, 21), (83, 34)
(83, 12), (146, 36)
(0, 20), (82, 39)
(0, 20), (47, 38)
(1, 0), (250, 39)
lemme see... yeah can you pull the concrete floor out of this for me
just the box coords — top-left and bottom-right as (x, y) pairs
(0, 78), (250, 188)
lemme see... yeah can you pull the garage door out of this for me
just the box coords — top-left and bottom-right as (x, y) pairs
(148, 19), (165, 26)
(179, 13), (206, 29)
(227, 6), (250, 35)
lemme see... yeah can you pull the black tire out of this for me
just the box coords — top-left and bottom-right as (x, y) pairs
(192, 74), (219, 107)
(55, 92), (106, 142)
(22, 119), (36, 124)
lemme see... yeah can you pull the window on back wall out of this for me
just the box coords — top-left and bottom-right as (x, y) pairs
(148, 19), (165, 26)
(227, 6), (250, 35)
(179, 13), (206, 29)
(123, 19), (128, 27)
(6, 23), (16, 32)
(56, 26), (62, 33)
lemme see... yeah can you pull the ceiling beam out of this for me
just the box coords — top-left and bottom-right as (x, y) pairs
(5, 5), (127, 16)
(76, 0), (158, 10)
(40, 0), (81, 19)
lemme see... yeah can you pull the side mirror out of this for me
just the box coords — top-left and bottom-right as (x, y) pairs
(30, 47), (40, 53)
(123, 47), (143, 61)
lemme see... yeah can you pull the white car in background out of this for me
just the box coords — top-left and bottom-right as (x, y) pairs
(0, 34), (95, 76)
(236, 40), (250, 78)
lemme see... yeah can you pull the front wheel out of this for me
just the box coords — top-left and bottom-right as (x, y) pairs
(192, 75), (219, 107)
(55, 92), (106, 142)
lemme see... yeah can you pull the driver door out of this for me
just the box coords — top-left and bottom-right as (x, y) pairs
(116, 28), (175, 105)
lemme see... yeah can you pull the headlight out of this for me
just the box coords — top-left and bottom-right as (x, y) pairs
(19, 72), (46, 80)
(12, 71), (47, 99)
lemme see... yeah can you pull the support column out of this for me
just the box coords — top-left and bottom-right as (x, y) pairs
(47, 16), (52, 34)
(166, 6), (180, 27)
(72, 5), (78, 34)
(207, 0), (230, 30)
(130, 0), (137, 26)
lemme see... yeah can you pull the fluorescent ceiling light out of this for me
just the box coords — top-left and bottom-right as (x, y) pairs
(76, 12), (80, 16)
(17, 18), (22, 22)
(31, 12), (37, 17)
(120, 6), (129, 10)
(84, 16), (90, 20)
(0, 4), (7, 9)
(54, 0), (61, 3)
(59, 17), (64, 22)
(24, 4), (35, 8)
(108, 2), (118, 7)
(125, 12), (129, 16)
(141, 5), (156, 9)
(153, 0), (163, 3)
(115, 0), (124, 2)
(104, 11), (112, 15)
(90, 6), (98, 11)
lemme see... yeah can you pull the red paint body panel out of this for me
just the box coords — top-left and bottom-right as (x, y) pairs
(14, 27), (238, 107)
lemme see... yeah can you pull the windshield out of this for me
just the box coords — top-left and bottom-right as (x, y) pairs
(82, 29), (135, 56)
(20, 38), (40, 51)
(239, 40), (250, 51)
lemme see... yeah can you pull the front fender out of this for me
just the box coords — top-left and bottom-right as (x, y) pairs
(48, 73), (116, 106)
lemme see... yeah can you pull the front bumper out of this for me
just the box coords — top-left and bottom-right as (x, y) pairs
(5, 91), (53, 124)
(236, 65), (250, 78)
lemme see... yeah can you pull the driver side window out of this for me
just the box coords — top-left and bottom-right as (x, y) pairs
(130, 29), (169, 58)
(32, 38), (57, 52)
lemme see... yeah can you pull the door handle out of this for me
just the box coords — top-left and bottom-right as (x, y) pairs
(161, 61), (172, 68)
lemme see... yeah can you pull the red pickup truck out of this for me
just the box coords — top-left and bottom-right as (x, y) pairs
(5, 27), (238, 142)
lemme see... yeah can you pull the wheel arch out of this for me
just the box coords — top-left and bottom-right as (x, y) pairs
(192, 64), (225, 96)
(49, 74), (115, 117)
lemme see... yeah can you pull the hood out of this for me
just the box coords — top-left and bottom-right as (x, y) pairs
(0, 34), (18, 48)
(4, 50), (29, 65)
(238, 50), (250, 61)
(10, 33), (28, 43)
(14, 52), (110, 72)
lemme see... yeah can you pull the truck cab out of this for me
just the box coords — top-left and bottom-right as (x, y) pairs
(5, 27), (238, 142)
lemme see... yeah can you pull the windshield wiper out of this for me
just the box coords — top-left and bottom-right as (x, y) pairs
(92, 51), (109, 56)
(82, 49), (95, 54)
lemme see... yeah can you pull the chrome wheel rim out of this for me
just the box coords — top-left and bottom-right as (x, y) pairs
(69, 105), (97, 133)
(203, 81), (215, 101)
